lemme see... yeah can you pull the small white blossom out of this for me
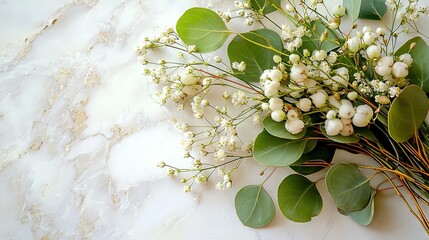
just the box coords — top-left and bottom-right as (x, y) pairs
(392, 61), (409, 78)
(296, 98), (312, 112)
(310, 92), (327, 108)
(375, 56), (394, 76)
(347, 37), (361, 53)
(332, 4), (346, 17)
(271, 110), (286, 122)
(269, 97), (284, 111)
(366, 45), (381, 59)
(289, 54), (300, 64)
(376, 27), (386, 36)
(399, 53), (413, 66)
(325, 119), (343, 136)
(285, 119), (305, 134)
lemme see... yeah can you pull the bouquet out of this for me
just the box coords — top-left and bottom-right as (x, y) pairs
(137, 0), (429, 235)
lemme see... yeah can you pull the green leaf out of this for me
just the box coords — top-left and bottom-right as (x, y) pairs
(176, 8), (231, 53)
(358, 0), (387, 20)
(396, 37), (429, 93)
(290, 143), (335, 175)
(228, 29), (283, 82)
(263, 116), (306, 140)
(321, 127), (360, 143)
(388, 85), (429, 142)
(254, 131), (307, 166)
(349, 189), (376, 226)
(355, 127), (378, 143)
(250, 0), (281, 14)
(301, 21), (341, 52)
(343, 0), (362, 22)
(326, 163), (372, 212)
(278, 174), (323, 222)
(235, 185), (275, 228)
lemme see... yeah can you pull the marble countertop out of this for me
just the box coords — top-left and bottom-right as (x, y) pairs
(0, 0), (428, 239)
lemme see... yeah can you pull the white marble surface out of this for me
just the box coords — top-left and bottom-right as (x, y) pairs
(0, 0), (428, 239)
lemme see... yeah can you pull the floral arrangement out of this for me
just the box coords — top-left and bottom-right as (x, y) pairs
(137, 0), (429, 234)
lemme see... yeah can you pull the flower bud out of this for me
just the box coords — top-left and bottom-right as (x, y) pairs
(285, 119), (305, 134)
(269, 97), (283, 111)
(399, 53), (413, 66)
(375, 56), (394, 76)
(328, 95), (341, 108)
(325, 119), (343, 136)
(271, 110), (286, 122)
(329, 22), (339, 30)
(296, 98), (312, 112)
(340, 118), (354, 136)
(314, 50), (327, 61)
(352, 105), (373, 127)
(285, 4), (294, 12)
(347, 37), (360, 53)
(392, 61), (409, 78)
(376, 27), (386, 36)
(327, 52), (338, 64)
(273, 55), (282, 63)
(366, 45), (381, 59)
(289, 54), (300, 64)
(310, 92), (327, 108)
(362, 26), (372, 33)
(375, 95), (390, 104)
(287, 109), (300, 120)
(339, 102), (355, 118)
(261, 102), (269, 110)
(332, 5), (345, 17)
(270, 69), (283, 81)
(363, 32), (376, 46)
(347, 92), (358, 101)
(290, 63), (308, 81)
(327, 110), (337, 119)
(264, 81), (280, 97)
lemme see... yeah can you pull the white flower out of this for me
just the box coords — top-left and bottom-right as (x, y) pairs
(327, 52), (338, 64)
(363, 32), (377, 46)
(392, 61), (409, 78)
(375, 95), (390, 104)
(310, 92), (327, 108)
(375, 56), (394, 76)
(347, 92), (358, 101)
(296, 98), (312, 112)
(366, 45), (381, 59)
(336, 67), (349, 78)
(270, 69), (283, 81)
(289, 54), (300, 64)
(325, 119), (343, 136)
(329, 22), (339, 30)
(261, 102), (269, 110)
(376, 27), (386, 36)
(290, 63), (308, 81)
(314, 50), (327, 61)
(287, 109), (299, 119)
(285, 119), (305, 134)
(269, 97), (284, 111)
(273, 55), (282, 63)
(271, 110), (286, 122)
(362, 26), (372, 33)
(332, 5), (346, 17)
(285, 3), (294, 12)
(340, 118), (354, 136)
(347, 37), (360, 53)
(328, 95), (341, 108)
(332, 75), (349, 87)
(352, 105), (374, 127)
(264, 81), (280, 97)
(327, 110), (337, 119)
(181, 71), (199, 85)
(399, 53), (413, 66)
(339, 100), (355, 118)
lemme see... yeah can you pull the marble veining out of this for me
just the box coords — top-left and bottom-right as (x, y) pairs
(0, 0), (428, 239)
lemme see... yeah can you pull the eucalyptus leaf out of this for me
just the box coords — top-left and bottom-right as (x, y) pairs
(321, 127), (360, 143)
(326, 163), (372, 212)
(228, 29), (283, 82)
(235, 185), (275, 228)
(355, 127), (378, 143)
(250, 0), (281, 14)
(303, 139), (318, 154)
(254, 131), (308, 166)
(349, 189), (376, 226)
(290, 143), (335, 175)
(358, 0), (387, 20)
(176, 8), (231, 53)
(343, 0), (362, 22)
(396, 37), (429, 93)
(388, 85), (429, 142)
(278, 174), (323, 222)
(263, 116), (306, 140)
(301, 21), (341, 52)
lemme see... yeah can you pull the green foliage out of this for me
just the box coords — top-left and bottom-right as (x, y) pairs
(254, 131), (307, 166)
(301, 21), (341, 52)
(290, 143), (335, 175)
(278, 174), (323, 222)
(228, 29), (283, 82)
(396, 37), (429, 93)
(348, 189), (376, 226)
(250, 0), (281, 14)
(235, 185), (275, 228)
(263, 116), (306, 139)
(176, 8), (230, 53)
(326, 163), (372, 212)
(388, 85), (429, 142)
(343, 0), (387, 21)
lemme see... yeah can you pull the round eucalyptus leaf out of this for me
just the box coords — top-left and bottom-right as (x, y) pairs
(355, 127), (378, 143)
(321, 127), (360, 143)
(326, 163), (372, 212)
(388, 85), (429, 142)
(254, 131), (308, 166)
(228, 29), (283, 82)
(278, 174), (323, 222)
(176, 8), (231, 53)
(235, 185), (275, 228)
(358, 0), (387, 20)
(290, 143), (335, 175)
(343, 0), (362, 22)
(263, 116), (306, 140)
(250, 0), (281, 14)
(303, 139), (318, 154)
(349, 189), (376, 226)
(396, 37), (429, 93)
